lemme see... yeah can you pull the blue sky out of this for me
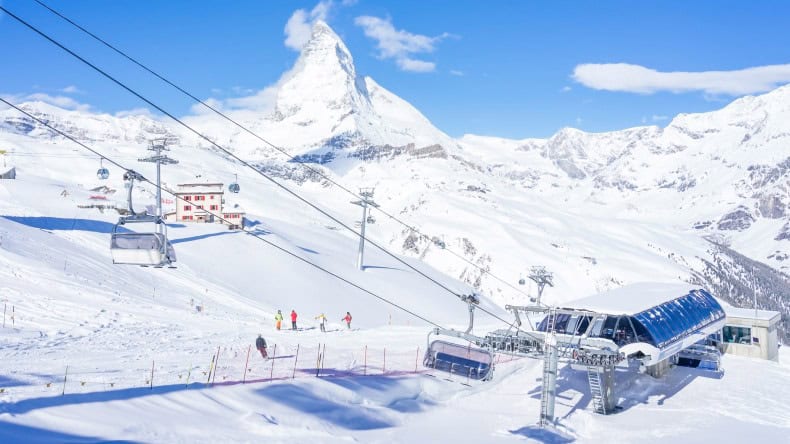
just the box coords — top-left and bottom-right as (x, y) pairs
(2, 0), (790, 138)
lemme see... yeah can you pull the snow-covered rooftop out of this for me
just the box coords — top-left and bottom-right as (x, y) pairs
(559, 282), (700, 315)
(175, 183), (224, 193)
(723, 306), (781, 322)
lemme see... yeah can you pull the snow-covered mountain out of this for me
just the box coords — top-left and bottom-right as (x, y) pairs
(1, 21), (787, 338)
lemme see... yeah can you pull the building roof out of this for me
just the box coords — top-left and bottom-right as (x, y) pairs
(560, 282), (700, 315)
(175, 183), (224, 194)
(723, 306), (781, 322)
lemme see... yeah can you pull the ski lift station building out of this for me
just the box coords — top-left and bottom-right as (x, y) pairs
(170, 183), (245, 229)
(540, 283), (727, 376)
(719, 306), (781, 361)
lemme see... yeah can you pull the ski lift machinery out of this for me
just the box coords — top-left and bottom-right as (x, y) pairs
(423, 292), (495, 381)
(110, 170), (176, 267)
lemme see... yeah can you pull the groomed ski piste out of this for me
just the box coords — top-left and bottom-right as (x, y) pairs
(1, 130), (789, 443)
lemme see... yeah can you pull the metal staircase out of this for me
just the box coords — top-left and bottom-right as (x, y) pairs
(587, 366), (606, 414)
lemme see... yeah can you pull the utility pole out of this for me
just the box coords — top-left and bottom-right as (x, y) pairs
(138, 139), (178, 232)
(529, 266), (554, 306)
(351, 187), (378, 271)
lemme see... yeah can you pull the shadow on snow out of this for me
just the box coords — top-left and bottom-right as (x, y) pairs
(0, 420), (139, 444)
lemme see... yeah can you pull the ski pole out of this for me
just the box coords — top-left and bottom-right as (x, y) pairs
(211, 346), (221, 386)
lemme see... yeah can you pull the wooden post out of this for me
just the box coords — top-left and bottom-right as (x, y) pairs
(211, 346), (221, 386)
(185, 362), (192, 388)
(292, 344), (300, 379)
(242, 345), (251, 384)
(363, 345), (367, 376)
(320, 344), (326, 375)
(315, 343), (322, 377)
(62, 365), (68, 395)
(415, 346), (420, 372)
(206, 353), (216, 384)
(150, 360), (155, 389)
(270, 344), (277, 380)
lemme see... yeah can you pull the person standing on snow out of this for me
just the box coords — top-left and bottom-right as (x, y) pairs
(315, 313), (327, 332)
(256, 334), (268, 359)
(275, 310), (284, 330)
(342, 312), (352, 329)
(291, 309), (298, 330)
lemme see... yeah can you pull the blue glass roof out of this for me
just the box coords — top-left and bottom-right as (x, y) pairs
(631, 289), (724, 348)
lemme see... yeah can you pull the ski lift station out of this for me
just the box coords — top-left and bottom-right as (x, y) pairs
(720, 306), (781, 361)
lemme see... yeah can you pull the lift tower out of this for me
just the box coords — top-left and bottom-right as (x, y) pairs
(351, 187), (378, 270)
(138, 138), (178, 231)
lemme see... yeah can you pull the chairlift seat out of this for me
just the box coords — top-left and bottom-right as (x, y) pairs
(97, 168), (110, 180)
(424, 340), (493, 381)
(110, 215), (176, 266)
(229, 183), (240, 193)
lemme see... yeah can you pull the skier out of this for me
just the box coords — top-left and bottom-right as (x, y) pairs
(256, 334), (268, 359)
(275, 310), (284, 330)
(315, 313), (327, 332)
(291, 309), (298, 330)
(342, 312), (352, 329)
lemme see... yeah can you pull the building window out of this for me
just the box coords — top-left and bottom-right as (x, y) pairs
(184, 196), (191, 201)
(197, 205), (203, 210)
(210, 205), (218, 211)
(182, 215), (193, 221)
(723, 325), (752, 344)
(210, 195), (215, 200)
(183, 205), (192, 211)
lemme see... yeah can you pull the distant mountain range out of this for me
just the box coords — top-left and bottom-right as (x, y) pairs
(2, 20), (787, 339)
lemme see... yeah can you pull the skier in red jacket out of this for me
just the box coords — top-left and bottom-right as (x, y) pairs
(290, 309), (298, 330)
(342, 312), (352, 329)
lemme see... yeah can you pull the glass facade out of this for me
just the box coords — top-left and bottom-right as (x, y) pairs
(538, 289), (725, 349)
(723, 325), (752, 344)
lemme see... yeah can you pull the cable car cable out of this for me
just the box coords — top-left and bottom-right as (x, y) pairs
(30, 0), (535, 303)
(0, 96), (445, 330)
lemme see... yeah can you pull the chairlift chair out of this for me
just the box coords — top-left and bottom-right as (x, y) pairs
(111, 215), (176, 267)
(97, 159), (109, 180)
(228, 173), (240, 194)
(110, 170), (176, 267)
(423, 292), (495, 382)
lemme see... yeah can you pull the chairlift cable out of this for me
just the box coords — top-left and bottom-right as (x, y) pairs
(0, 6), (473, 310)
(0, 96), (445, 330)
(30, 0), (535, 303)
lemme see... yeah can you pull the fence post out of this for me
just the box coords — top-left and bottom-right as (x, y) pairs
(383, 348), (386, 374)
(62, 365), (68, 395)
(211, 346), (221, 386)
(363, 345), (367, 376)
(11, 306), (14, 327)
(206, 353), (216, 384)
(270, 344), (277, 380)
(320, 344), (326, 375)
(415, 346), (420, 373)
(150, 360), (155, 389)
(185, 362), (192, 388)
(242, 345), (251, 384)
(292, 344), (300, 379)
(315, 343), (322, 377)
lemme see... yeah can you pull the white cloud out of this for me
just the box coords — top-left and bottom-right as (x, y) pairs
(354, 16), (451, 73)
(575, 117), (583, 125)
(61, 85), (83, 94)
(284, 1), (333, 51)
(652, 114), (668, 122)
(450, 70), (464, 77)
(114, 107), (154, 118)
(573, 63), (790, 95)
(561, 86), (572, 93)
(21, 93), (92, 112)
